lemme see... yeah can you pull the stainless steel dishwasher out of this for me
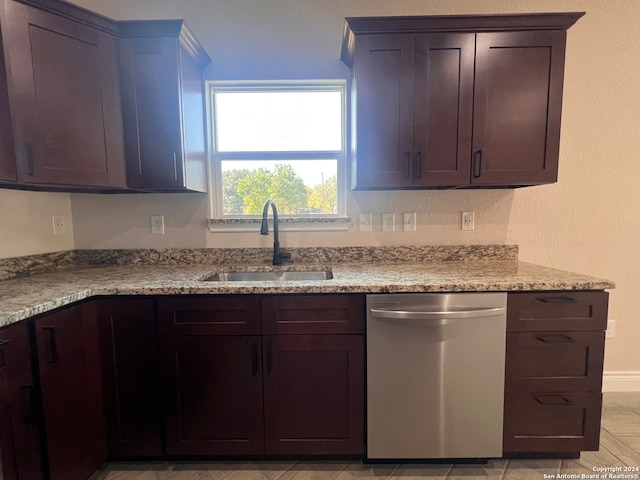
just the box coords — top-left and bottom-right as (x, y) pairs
(366, 292), (507, 460)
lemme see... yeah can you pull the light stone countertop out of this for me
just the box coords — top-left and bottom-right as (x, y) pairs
(0, 260), (615, 328)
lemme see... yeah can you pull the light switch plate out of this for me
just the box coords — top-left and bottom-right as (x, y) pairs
(403, 212), (416, 232)
(359, 213), (372, 232)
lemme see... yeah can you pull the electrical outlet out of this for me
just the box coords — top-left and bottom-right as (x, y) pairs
(403, 212), (416, 232)
(359, 213), (372, 232)
(382, 213), (395, 232)
(461, 211), (474, 231)
(606, 319), (616, 339)
(52, 215), (65, 235)
(151, 215), (165, 235)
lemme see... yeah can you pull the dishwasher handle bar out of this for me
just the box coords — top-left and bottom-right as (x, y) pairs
(369, 305), (505, 321)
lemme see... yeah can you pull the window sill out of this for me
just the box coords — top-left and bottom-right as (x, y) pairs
(206, 217), (352, 233)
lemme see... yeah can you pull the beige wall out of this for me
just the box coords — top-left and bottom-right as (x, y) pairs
(2, 0), (639, 373)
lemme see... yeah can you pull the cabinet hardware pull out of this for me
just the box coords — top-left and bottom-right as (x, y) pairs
(535, 395), (572, 406)
(173, 152), (178, 181)
(404, 151), (411, 179)
(24, 142), (34, 176)
(537, 296), (578, 304)
(251, 341), (259, 376)
(536, 334), (575, 343)
(21, 385), (37, 424)
(414, 151), (422, 179)
(0, 339), (9, 347)
(472, 150), (482, 178)
(266, 341), (273, 375)
(42, 326), (58, 364)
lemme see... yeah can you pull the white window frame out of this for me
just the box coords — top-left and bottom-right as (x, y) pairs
(206, 80), (347, 225)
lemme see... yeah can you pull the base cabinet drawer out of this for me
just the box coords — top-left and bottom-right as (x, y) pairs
(504, 392), (602, 453)
(506, 331), (605, 392)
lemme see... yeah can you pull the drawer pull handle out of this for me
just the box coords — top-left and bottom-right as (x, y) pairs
(42, 326), (58, 364)
(0, 339), (10, 347)
(537, 297), (578, 304)
(536, 334), (575, 344)
(535, 395), (572, 406)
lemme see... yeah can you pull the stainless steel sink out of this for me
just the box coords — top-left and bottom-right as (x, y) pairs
(202, 270), (333, 282)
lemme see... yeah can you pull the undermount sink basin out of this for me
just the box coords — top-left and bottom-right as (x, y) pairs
(202, 270), (333, 282)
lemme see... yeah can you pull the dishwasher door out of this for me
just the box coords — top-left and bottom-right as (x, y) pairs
(366, 293), (507, 460)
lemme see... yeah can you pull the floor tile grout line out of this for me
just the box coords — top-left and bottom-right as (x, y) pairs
(499, 459), (510, 480)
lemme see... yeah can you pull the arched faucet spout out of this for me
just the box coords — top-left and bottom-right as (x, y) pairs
(260, 199), (290, 265)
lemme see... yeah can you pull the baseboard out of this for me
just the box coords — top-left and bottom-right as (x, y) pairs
(603, 371), (640, 392)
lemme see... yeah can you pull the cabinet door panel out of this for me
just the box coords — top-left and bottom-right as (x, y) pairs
(413, 33), (474, 186)
(0, 26), (17, 183)
(473, 31), (566, 185)
(35, 303), (106, 480)
(263, 335), (364, 455)
(3, 1), (125, 187)
(161, 335), (264, 455)
(120, 36), (183, 189)
(353, 34), (415, 189)
(97, 298), (162, 457)
(0, 322), (42, 480)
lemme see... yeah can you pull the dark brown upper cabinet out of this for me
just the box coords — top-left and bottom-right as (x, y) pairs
(118, 20), (211, 192)
(341, 13), (584, 189)
(0, 0), (127, 189)
(0, 21), (16, 184)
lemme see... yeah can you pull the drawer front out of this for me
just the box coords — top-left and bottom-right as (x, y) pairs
(507, 291), (608, 332)
(506, 331), (604, 393)
(158, 295), (261, 335)
(503, 391), (602, 453)
(261, 295), (365, 334)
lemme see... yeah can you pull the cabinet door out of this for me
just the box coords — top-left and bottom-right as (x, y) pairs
(353, 34), (415, 189)
(161, 335), (264, 455)
(97, 298), (162, 457)
(472, 31), (566, 185)
(120, 36), (184, 190)
(2, 0), (125, 187)
(0, 322), (43, 480)
(34, 303), (106, 480)
(263, 335), (364, 455)
(413, 33), (474, 186)
(0, 27), (17, 183)
(119, 22), (209, 192)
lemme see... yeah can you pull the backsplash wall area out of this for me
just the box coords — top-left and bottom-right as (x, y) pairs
(0, 0), (638, 378)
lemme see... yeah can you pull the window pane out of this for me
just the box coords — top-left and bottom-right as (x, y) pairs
(220, 159), (337, 215)
(215, 91), (342, 152)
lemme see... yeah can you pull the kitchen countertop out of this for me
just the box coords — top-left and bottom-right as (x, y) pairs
(0, 258), (615, 328)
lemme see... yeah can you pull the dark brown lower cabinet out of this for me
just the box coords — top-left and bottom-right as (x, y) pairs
(34, 302), (106, 480)
(161, 335), (264, 455)
(503, 291), (608, 456)
(0, 321), (43, 480)
(263, 334), (364, 455)
(97, 297), (162, 457)
(159, 294), (365, 457)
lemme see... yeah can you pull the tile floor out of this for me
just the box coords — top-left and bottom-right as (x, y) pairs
(92, 392), (640, 480)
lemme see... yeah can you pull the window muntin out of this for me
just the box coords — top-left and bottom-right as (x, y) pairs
(208, 81), (346, 218)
